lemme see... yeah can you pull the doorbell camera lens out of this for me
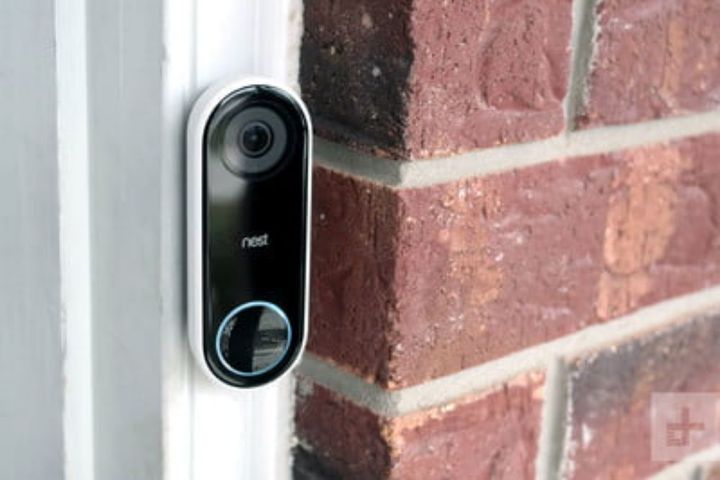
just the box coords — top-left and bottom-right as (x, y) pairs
(188, 79), (312, 389)
(212, 100), (289, 177)
(239, 121), (273, 157)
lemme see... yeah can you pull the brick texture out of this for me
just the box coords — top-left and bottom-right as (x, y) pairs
(579, 0), (720, 128)
(705, 464), (720, 480)
(564, 312), (720, 479)
(310, 134), (720, 388)
(298, 1), (720, 476)
(300, 0), (413, 158)
(294, 374), (544, 480)
(301, 0), (572, 159)
(405, 0), (571, 158)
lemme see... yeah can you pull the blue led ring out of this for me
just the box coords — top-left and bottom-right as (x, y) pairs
(215, 301), (292, 377)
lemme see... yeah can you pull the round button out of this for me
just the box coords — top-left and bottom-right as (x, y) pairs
(215, 301), (292, 376)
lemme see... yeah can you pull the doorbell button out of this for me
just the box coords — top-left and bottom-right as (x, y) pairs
(215, 301), (292, 377)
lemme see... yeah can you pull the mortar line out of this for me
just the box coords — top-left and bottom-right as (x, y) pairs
(535, 358), (569, 480)
(564, 0), (599, 131)
(314, 110), (720, 189)
(314, 138), (402, 186)
(299, 285), (720, 418)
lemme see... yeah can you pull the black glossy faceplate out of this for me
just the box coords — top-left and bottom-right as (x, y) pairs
(202, 85), (309, 387)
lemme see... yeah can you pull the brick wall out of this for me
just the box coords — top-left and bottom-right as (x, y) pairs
(294, 0), (720, 478)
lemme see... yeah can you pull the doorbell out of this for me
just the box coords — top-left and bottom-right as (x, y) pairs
(187, 77), (312, 388)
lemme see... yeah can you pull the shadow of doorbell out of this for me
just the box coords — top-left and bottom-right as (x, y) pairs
(187, 77), (312, 388)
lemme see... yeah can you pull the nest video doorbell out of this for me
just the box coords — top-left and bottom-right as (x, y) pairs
(187, 77), (312, 388)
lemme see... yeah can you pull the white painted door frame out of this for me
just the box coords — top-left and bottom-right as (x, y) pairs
(0, 0), (302, 479)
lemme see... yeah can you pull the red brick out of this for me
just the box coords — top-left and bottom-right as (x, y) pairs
(300, 0), (413, 158)
(310, 134), (720, 387)
(294, 373), (544, 480)
(310, 168), (400, 384)
(405, 0), (571, 158)
(705, 464), (720, 480)
(579, 0), (720, 128)
(294, 381), (391, 479)
(301, 0), (572, 159)
(565, 312), (720, 479)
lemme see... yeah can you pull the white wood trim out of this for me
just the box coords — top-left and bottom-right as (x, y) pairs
(86, 0), (169, 476)
(183, 2), (301, 478)
(56, 0), (94, 478)
(0, 2), (65, 478)
(161, 0), (196, 477)
(1, 1), (301, 477)
(85, 0), (301, 478)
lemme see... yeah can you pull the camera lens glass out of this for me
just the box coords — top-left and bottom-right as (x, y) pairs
(209, 97), (291, 176)
(239, 122), (273, 157)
